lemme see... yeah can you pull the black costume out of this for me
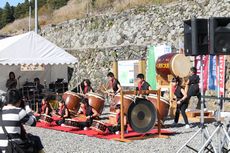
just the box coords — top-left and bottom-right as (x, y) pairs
(111, 79), (120, 94)
(55, 106), (70, 125)
(107, 113), (127, 133)
(75, 106), (94, 129)
(187, 74), (206, 109)
(174, 86), (189, 125)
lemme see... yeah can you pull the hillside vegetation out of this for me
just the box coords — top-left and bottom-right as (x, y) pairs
(0, 0), (175, 34)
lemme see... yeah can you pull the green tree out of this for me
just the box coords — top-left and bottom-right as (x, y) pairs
(1, 2), (15, 27)
(0, 8), (3, 29)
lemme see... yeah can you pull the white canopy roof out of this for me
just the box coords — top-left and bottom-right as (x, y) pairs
(0, 31), (77, 65)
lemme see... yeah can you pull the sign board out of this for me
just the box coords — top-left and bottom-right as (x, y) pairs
(118, 60), (138, 87)
(20, 64), (45, 71)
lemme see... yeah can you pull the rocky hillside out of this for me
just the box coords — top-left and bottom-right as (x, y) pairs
(40, 0), (230, 97)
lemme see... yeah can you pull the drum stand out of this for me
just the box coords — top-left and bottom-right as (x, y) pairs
(113, 89), (168, 142)
(177, 55), (217, 153)
(198, 55), (230, 153)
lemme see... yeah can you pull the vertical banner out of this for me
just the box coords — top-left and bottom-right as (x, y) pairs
(218, 55), (226, 96)
(194, 55), (209, 91)
(208, 55), (225, 96)
(146, 45), (156, 90)
(208, 55), (216, 90)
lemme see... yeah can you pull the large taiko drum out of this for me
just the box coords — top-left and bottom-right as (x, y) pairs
(86, 92), (105, 115)
(156, 53), (191, 80)
(147, 94), (170, 122)
(110, 94), (134, 114)
(62, 91), (82, 112)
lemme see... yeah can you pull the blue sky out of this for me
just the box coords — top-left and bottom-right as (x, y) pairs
(0, 0), (24, 8)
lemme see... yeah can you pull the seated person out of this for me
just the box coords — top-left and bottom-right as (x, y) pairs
(76, 98), (98, 130)
(0, 89), (44, 152)
(36, 96), (53, 117)
(55, 99), (70, 126)
(107, 104), (128, 134)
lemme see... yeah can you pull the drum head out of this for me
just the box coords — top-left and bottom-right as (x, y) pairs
(171, 54), (191, 77)
(128, 98), (157, 133)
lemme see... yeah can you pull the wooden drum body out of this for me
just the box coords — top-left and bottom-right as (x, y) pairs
(156, 53), (191, 80)
(62, 91), (81, 112)
(147, 94), (170, 122)
(86, 92), (105, 115)
(110, 94), (134, 114)
(39, 114), (53, 123)
(91, 120), (107, 133)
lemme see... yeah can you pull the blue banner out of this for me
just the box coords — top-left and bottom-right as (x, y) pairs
(208, 55), (216, 90)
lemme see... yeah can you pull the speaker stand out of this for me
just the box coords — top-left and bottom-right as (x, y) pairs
(177, 55), (217, 153)
(198, 55), (230, 153)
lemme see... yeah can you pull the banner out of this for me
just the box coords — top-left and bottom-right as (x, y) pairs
(21, 64), (45, 71)
(118, 60), (138, 87)
(208, 55), (225, 96)
(208, 56), (216, 90)
(194, 55), (209, 91)
(146, 45), (156, 89)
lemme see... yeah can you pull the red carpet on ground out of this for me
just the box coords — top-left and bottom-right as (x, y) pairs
(36, 120), (175, 140)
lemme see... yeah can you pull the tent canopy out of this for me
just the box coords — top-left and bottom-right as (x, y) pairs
(0, 31), (77, 65)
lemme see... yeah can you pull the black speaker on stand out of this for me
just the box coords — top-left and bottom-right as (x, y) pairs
(179, 17), (217, 152)
(210, 17), (230, 55)
(184, 18), (209, 56)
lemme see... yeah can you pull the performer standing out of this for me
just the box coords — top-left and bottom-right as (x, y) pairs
(106, 72), (122, 96)
(172, 77), (190, 129)
(5, 72), (17, 90)
(136, 73), (152, 90)
(186, 67), (206, 110)
(81, 79), (94, 94)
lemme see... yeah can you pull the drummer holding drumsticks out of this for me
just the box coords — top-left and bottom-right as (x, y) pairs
(136, 73), (152, 91)
(106, 72), (122, 96)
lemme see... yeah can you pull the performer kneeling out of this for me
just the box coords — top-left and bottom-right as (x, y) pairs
(55, 99), (70, 125)
(77, 98), (98, 130)
(39, 97), (53, 116)
(107, 104), (128, 134)
(172, 77), (190, 129)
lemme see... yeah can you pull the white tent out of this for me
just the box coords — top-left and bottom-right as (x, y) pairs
(0, 31), (77, 91)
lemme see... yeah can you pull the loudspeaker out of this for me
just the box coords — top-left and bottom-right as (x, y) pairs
(184, 18), (209, 56)
(209, 17), (230, 55)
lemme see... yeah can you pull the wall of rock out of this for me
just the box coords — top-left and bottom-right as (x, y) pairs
(40, 0), (230, 97)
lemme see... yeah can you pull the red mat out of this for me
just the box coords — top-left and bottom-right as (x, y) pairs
(36, 121), (175, 140)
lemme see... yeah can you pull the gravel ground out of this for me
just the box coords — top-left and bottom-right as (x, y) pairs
(25, 106), (230, 153)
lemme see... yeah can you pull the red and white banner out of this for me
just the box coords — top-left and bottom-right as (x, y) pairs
(194, 55), (209, 91)
(217, 55), (225, 96)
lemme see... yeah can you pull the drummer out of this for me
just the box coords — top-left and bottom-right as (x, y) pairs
(136, 73), (152, 90)
(107, 104), (128, 134)
(77, 98), (98, 130)
(55, 98), (70, 126)
(80, 79), (94, 95)
(106, 72), (122, 96)
(172, 77), (190, 129)
(38, 96), (53, 116)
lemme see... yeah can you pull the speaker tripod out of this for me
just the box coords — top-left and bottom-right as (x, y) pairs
(177, 55), (217, 153)
(198, 55), (230, 153)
